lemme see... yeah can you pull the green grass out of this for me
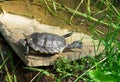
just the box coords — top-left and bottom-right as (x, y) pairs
(1, 0), (120, 81)
(23, 67), (52, 82)
(0, 50), (17, 82)
(42, 0), (120, 81)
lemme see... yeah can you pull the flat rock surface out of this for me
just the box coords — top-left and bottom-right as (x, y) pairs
(0, 12), (104, 66)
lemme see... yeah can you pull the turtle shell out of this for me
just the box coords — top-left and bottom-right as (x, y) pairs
(27, 32), (67, 54)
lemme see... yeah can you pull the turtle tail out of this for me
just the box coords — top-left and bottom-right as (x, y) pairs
(62, 31), (73, 38)
(66, 40), (83, 49)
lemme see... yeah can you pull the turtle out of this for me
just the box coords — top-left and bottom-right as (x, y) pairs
(19, 32), (83, 54)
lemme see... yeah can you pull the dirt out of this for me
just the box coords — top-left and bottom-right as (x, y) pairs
(12, 61), (83, 82)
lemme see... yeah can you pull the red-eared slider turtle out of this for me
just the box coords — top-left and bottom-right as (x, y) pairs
(19, 32), (82, 54)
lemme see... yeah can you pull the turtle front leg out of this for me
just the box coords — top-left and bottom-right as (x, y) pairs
(25, 45), (30, 54)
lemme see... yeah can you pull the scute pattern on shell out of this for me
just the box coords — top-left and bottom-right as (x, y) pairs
(27, 33), (67, 54)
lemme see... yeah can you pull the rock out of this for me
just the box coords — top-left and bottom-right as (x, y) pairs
(0, 12), (104, 66)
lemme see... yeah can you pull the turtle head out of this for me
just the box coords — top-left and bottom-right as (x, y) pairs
(19, 33), (31, 47)
(66, 40), (83, 49)
(19, 39), (30, 54)
(19, 33), (32, 54)
(19, 39), (27, 47)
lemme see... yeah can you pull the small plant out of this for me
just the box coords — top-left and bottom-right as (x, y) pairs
(54, 57), (85, 74)
(54, 56), (97, 81)
(54, 57), (71, 72)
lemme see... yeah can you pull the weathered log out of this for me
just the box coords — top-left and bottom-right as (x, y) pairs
(0, 13), (104, 66)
